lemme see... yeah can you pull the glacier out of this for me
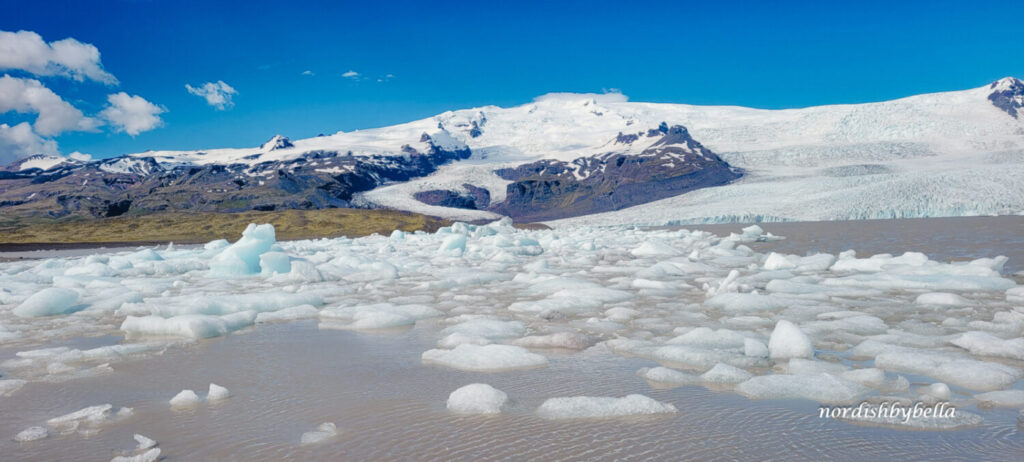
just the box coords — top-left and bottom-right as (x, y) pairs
(5, 78), (1022, 224)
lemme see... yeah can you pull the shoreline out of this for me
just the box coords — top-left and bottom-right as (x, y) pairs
(1, 213), (1017, 253)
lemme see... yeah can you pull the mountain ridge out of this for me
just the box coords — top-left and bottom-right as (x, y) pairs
(2, 78), (1022, 225)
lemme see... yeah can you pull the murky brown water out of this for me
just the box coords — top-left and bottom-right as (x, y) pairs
(2, 216), (1023, 461)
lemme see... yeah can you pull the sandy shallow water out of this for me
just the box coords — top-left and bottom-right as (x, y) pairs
(3, 320), (1023, 461)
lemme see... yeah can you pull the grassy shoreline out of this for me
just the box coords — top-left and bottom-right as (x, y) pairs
(0, 208), (454, 247)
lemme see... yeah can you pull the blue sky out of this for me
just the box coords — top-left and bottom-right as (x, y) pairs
(2, 0), (1023, 160)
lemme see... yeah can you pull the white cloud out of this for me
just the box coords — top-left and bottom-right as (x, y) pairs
(302, 70), (314, 76)
(341, 70), (359, 79)
(533, 91), (629, 104)
(67, 151), (91, 162)
(100, 92), (165, 136)
(0, 30), (117, 84)
(0, 75), (100, 136)
(0, 122), (58, 165)
(185, 80), (237, 110)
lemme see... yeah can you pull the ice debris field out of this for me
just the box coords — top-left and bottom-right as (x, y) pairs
(2, 219), (1024, 438)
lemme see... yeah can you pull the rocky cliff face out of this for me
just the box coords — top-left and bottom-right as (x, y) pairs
(0, 135), (470, 219)
(413, 184), (491, 210)
(989, 77), (1024, 119)
(486, 123), (740, 222)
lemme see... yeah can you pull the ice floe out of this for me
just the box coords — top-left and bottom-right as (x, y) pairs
(536, 394), (677, 419)
(169, 389), (201, 408)
(768, 320), (814, 359)
(737, 373), (870, 405)
(300, 422), (338, 445)
(422, 344), (548, 371)
(447, 383), (509, 414)
(208, 383), (231, 401)
(13, 288), (80, 318)
(0, 219), (1021, 424)
(111, 448), (161, 462)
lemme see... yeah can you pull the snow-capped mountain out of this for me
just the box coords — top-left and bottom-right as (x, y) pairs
(2, 77), (1022, 224)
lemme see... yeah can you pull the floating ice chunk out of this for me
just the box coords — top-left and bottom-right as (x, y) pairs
(950, 331), (1024, 360)
(204, 239), (229, 250)
(604, 307), (639, 321)
(14, 426), (48, 442)
(763, 252), (834, 272)
(704, 269), (740, 297)
(700, 363), (753, 384)
(321, 303), (439, 330)
(111, 448), (161, 462)
(135, 291), (323, 318)
(134, 433), (157, 450)
(438, 234), (467, 255)
(169, 389), (201, 408)
(763, 252), (797, 270)
(511, 332), (593, 350)
(652, 344), (766, 370)
(13, 287), (80, 318)
(422, 344), (548, 371)
(389, 229), (405, 241)
(915, 292), (971, 306)
(259, 251), (292, 275)
(300, 422), (337, 445)
(966, 310), (1024, 335)
(209, 223), (277, 275)
(705, 292), (787, 313)
(736, 374), (869, 405)
(0, 322), (20, 342)
(921, 383), (952, 401)
(446, 383), (508, 414)
(786, 358), (847, 375)
(631, 278), (677, 290)
(974, 390), (1024, 408)
(255, 305), (319, 323)
(874, 349), (1022, 391)
(801, 315), (888, 336)
(630, 240), (681, 258)
(830, 252), (930, 273)
(768, 320), (814, 359)
(0, 379), (27, 396)
(536, 394), (677, 419)
(350, 310), (414, 329)
(637, 366), (701, 384)
(822, 272), (1015, 292)
(287, 260), (324, 282)
(437, 333), (491, 348)
(46, 404), (126, 431)
(744, 338), (769, 357)
(1007, 286), (1024, 304)
(128, 249), (164, 262)
(840, 368), (887, 388)
(122, 311), (257, 339)
(441, 319), (526, 341)
(667, 327), (748, 349)
(208, 383), (231, 401)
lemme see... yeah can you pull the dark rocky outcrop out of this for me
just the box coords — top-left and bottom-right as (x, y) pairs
(261, 135), (294, 151)
(989, 77), (1024, 119)
(488, 124), (740, 222)
(413, 183), (492, 210)
(0, 136), (470, 219)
